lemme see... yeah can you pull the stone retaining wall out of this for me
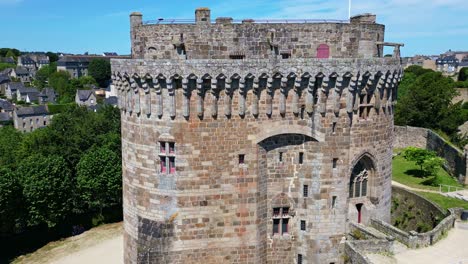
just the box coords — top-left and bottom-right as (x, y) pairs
(394, 125), (467, 184)
(371, 187), (459, 248)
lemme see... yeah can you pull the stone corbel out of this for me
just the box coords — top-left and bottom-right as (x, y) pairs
(131, 75), (141, 115)
(239, 78), (247, 116)
(211, 79), (219, 118)
(168, 77), (176, 119)
(305, 74), (315, 115)
(182, 79), (190, 118)
(279, 77), (288, 115)
(196, 79), (204, 118)
(292, 75), (301, 115)
(252, 77), (260, 117)
(266, 77), (274, 116)
(154, 77), (163, 118)
(225, 79), (233, 117)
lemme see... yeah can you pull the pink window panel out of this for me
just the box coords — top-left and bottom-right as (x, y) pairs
(317, 44), (330, 59)
(273, 219), (280, 234)
(169, 157), (176, 174)
(160, 142), (166, 154)
(160, 157), (167, 173)
(273, 208), (280, 217)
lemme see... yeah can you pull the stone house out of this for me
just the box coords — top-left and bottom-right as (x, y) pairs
(17, 56), (37, 72)
(13, 105), (52, 133)
(16, 87), (40, 103)
(75, 89), (97, 106)
(38, 88), (57, 104)
(0, 57), (15, 64)
(57, 54), (129, 79)
(0, 112), (12, 127)
(5, 82), (25, 100)
(11, 67), (32, 83)
(0, 99), (13, 116)
(17, 54), (50, 71)
(436, 56), (459, 73)
(0, 74), (10, 95)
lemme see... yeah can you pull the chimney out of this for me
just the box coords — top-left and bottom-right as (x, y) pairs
(195, 8), (211, 24)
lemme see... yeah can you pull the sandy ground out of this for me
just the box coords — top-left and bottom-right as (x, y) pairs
(50, 235), (123, 264)
(368, 221), (468, 264)
(13, 223), (123, 264)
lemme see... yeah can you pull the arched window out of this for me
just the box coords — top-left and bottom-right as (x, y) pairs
(316, 44), (330, 59)
(349, 159), (371, 198)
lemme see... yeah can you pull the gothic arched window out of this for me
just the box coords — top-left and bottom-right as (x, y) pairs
(349, 159), (370, 198)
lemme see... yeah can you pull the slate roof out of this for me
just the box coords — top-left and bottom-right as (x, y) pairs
(8, 82), (25, 91)
(0, 99), (13, 111)
(436, 56), (459, 65)
(27, 92), (39, 102)
(0, 74), (10, 84)
(1, 57), (15, 64)
(18, 87), (39, 95)
(39, 88), (57, 97)
(103, 52), (118, 56)
(15, 105), (49, 116)
(76, 90), (94, 101)
(104, 96), (118, 106)
(20, 56), (35, 65)
(0, 112), (11, 122)
(15, 66), (29, 75)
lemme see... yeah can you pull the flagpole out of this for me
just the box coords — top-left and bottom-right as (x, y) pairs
(348, 0), (351, 20)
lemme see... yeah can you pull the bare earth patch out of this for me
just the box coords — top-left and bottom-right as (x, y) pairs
(13, 223), (123, 264)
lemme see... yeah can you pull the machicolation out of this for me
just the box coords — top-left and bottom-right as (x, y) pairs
(112, 7), (403, 264)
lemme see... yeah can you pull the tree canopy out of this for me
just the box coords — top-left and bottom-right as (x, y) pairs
(88, 58), (111, 88)
(458, 67), (468, 82)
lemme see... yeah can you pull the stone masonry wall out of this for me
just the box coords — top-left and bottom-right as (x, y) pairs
(394, 125), (467, 184)
(130, 11), (384, 60)
(113, 57), (401, 264)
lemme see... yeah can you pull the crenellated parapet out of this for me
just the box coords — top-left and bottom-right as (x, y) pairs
(112, 58), (402, 122)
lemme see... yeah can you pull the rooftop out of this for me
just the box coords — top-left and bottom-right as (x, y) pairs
(15, 105), (49, 116)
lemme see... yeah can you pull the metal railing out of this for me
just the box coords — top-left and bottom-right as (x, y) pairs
(143, 18), (350, 25)
(439, 184), (465, 193)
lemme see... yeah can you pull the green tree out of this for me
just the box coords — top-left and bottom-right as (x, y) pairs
(0, 126), (23, 168)
(395, 71), (457, 130)
(0, 167), (23, 234)
(0, 63), (15, 71)
(77, 147), (122, 214)
(5, 50), (16, 61)
(88, 58), (111, 87)
(458, 67), (468, 82)
(46, 52), (59, 63)
(49, 70), (74, 103)
(402, 147), (445, 177)
(69, 76), (97, 90)
(19, 155), (74, 227)
(34, 62), (57, 89)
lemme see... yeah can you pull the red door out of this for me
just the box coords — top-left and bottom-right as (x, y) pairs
(356, 203), (363, 223)
(317, 44), (330, 59)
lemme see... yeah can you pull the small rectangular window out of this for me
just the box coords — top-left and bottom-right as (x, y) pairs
(169, 157), (176, 174)
(281, 53), (291, 59)
(333, 158), (338, 169)
(298, 254), (303, 264)
(299, 152), (304, 164)
(282, 207), (289, 217)
(239, 154), (245, 164)
(282, 218), (289, 234)
(160, 157), (167, 173)
(332, 196), (337, 209)
(279, 152), (283, 162)
(273, 219), (280, 234)
(300, 220), (306, 231)
(303, 185), (309, 198)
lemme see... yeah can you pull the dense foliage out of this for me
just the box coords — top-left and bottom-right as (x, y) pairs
(88, 58), (111, 87)
(395, 66), (468, 147)
(402, 147), (444, 177)
(458, 67), (468, 82)
(0, 105), (121, 238)
(0, 48), (21, 58)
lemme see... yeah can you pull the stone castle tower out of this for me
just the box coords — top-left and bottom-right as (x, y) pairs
(111, 8), (403, 264)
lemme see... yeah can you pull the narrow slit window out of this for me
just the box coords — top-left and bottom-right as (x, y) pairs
(303, 185), (309, 198)
(332, 196), (337, 209)
(299, 152), (304, 164)
(239, 154), (245, 164)
(169, 157), (176, 174)
(333, 158), (338, 169)
(300, 220), (306, 231)
(298, 254), (303, 264)
(279, 152), (283, 162)
(169, 142), (175, 154)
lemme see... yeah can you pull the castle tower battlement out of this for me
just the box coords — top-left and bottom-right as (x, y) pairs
(114, 8), (403, 264)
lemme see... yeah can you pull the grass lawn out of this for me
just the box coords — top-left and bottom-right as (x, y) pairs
(392, 154), (463, 192)
(416, 192), (468, 211)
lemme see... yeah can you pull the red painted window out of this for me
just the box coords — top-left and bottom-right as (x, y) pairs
(317, 44), (330, 59)
(160, 157), (167, 173)
(160, 142), (166, 154)
(273, 208), (280, 217)
(169, 142), (175, 154)
(169, 157), (176, 174)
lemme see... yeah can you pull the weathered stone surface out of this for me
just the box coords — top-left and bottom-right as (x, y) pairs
(115, 8), (402, 264)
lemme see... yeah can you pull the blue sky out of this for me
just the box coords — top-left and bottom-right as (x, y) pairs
(1, 0), (467, 57)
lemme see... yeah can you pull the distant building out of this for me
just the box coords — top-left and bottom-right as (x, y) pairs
(436, 55), (459, 73)
(103, 52), (118, 56)
(0, 57), (15, 64)
(17, 54), (50, 70)
(104, 96), (118, 107)
(38, 88), (57, 104)
(16, 87), (40, 103)
(0, 74), (10, 95)
(13, 105), (52, 132)
(0, 99), (13, 114)
(75, 90), (97, 106)
(11, 67), (32, 83)
(5, 82), (25, 100)
(0, 112), (12, 127)
(57, 54), (129, 79)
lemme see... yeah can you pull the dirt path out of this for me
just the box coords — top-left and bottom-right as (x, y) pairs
(368, 221), (468, 264)
(392, 181), (440, 193)
(13, 223), (123, 264)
